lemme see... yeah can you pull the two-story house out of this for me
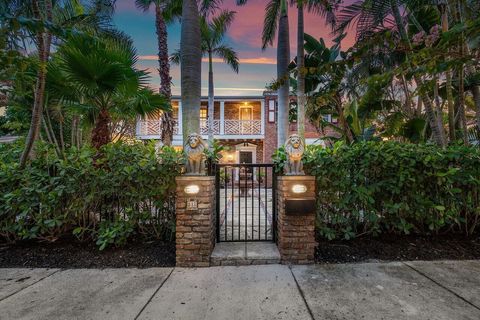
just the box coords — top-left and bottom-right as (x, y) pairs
(136, 91), (337, 164)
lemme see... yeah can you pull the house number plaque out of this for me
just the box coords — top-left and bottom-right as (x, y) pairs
(186, 198), (198, 211)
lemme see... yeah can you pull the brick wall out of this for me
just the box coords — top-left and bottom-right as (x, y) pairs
(277, 176), (317, 264)
(223, 102), (261, 120)
(264, 96), (278, 163)
(175, 176), (216, 267)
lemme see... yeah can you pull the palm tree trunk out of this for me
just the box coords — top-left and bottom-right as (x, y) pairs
(440, 5), (456, 141)
(91, 108), (111, 149)
(277, 0), (290, 147)
(296, 2), (306, 139)
(399, 73), (413, 116)
(20, 0), (53, 168)
(473, 86), (480, 129)
(181, 0), (202, 142)
(207, 51), (214, 148)
(446, 71), (456, 141)
(71, 115), (79, 147)
(155, 4), (174, 146)
(458, 67), (468, 145)
(335, 93), (354, 143)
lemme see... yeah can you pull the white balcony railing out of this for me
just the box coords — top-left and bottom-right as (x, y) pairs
(138, 119), (262, 137)
(138, 119), (179, 136)
(200, 119), (220, 135)
(224, 120), (262, 135)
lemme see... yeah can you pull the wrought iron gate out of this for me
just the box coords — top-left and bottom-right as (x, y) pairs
(215, 164), (277, 242)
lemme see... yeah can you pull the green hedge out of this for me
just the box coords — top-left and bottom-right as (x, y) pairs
(303, 142), (480, 240)
(0, 141), (182, 249)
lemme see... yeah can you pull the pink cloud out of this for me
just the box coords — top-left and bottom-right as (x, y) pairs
(222, 1), (355, 51)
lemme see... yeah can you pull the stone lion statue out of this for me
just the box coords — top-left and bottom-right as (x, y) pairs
(184, 133), (208, 175)
(284, 134), (305, 175)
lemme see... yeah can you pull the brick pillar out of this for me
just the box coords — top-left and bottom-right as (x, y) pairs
(175, 176), (216, 267)
(277, 176), (317, 264)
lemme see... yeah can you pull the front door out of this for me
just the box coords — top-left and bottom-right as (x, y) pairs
(239, 151), (253, 164)
(239, 151), (253, 176)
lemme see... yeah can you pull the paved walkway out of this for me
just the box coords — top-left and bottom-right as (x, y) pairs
(219, 188), (273, 241)
(1, 261), (480, 319)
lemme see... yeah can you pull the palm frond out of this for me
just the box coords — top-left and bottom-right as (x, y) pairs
(213, 45), (239, 73)
(262, 0), (282, 49)
(170, 48), (181, 65)
(210, 10), (236, 46)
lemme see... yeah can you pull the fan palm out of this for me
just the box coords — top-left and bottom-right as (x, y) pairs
(2, 0), (118, 166)
(55, 33), (169, 149)
(134, 0), (182, 145)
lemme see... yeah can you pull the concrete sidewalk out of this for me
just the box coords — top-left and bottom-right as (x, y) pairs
(1, 261), (480, 320)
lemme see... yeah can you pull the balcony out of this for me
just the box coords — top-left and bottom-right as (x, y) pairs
(138, 119), (263, 137)
(136, 98), (265, 142)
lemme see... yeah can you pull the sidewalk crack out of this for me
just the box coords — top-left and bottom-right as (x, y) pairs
(134, 267), (175, 320)
(0, 268), (62, 303)
(402, 262), (480, 312)
(289, 266), (316, 320)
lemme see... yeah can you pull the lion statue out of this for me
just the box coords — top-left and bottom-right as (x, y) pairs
(284, 134), (305, 175)
(184, 133), (208, 175)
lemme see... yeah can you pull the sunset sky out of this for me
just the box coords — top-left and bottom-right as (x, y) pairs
(113, 0), (356, 96)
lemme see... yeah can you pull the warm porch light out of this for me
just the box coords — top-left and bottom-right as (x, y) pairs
(184, 184), (200, 195)
(291, 184), (307, 194)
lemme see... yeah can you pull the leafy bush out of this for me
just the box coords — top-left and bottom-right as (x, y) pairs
(304, 141), (480, 240)
(0, 141), (182, 249)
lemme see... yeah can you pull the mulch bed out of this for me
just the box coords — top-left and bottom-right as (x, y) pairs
(316, 234), (480, 264)
(2, 234), (480, 268)
(0, 237), (175, 268)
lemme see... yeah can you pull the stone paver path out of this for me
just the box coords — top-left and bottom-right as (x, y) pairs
(218, 188), (273, 241)
(2, 261), (480, 320)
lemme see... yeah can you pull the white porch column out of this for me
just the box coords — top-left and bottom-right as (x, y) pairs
(177, 101), (183, 138)
(220, 101), (225, 135)
(260, 100), (265, 135)
(136, 116), (142, 137)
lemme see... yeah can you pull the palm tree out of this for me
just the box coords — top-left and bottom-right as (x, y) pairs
(202, 10), (239, 146)
(134, 0), (181, 146)
(294, 0), (336, 139)
(237, 0), (290, 146)
(2, 0), (118, 166)
(19, 0), (53, 167)
(56, 33), (169, 149)
(255, 0), (290, 147)
(180, 0), (202, 143)
(172, 10), (239, 146)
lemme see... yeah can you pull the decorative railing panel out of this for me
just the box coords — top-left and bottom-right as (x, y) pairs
(138, 119), (261, 136)
(139, 119), (179, 136)
(224, 120), (262, 135)
(200, 119), (220, 135)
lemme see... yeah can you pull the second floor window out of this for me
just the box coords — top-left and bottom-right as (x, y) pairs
(200, 109), (207, 120)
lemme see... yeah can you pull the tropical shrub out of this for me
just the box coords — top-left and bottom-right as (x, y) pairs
(304, 142), (480, 240)
(0, 141), (182, 249)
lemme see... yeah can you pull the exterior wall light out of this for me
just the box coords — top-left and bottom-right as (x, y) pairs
(291, 184), (307, 194)
(184, 184), (200, 195)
